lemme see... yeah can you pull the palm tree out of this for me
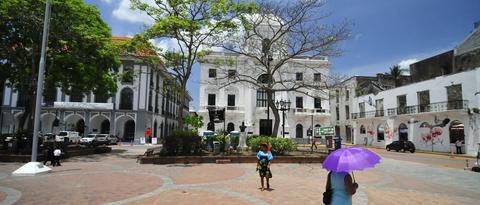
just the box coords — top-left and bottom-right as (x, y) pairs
(389, 65), (402, 87)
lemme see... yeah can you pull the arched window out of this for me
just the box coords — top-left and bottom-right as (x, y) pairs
(227, 123), (235, 133)
(377, 123), (385, 141)
(296, 124), (303, 138)
(119, 88), (134, 110)
(360, 125), (366, 134)
(315, 124), (321, 128)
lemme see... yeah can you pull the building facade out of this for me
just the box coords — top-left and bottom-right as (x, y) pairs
(0, 37), (190, 143)
(350, 24), (480, 156)
(197, 52), (331, 138)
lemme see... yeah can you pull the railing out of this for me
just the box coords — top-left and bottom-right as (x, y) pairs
(352, 100), (469, 119)
(293, 108), (330, 115)
(351, 110), (383, 119)
(226, 106), (245, 112)
(199, 105), (245, 112)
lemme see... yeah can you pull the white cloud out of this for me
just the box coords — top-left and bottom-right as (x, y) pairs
(398, 58), (418, 69)
(112, 0), (154, 25)
(101, 0), (113, 3)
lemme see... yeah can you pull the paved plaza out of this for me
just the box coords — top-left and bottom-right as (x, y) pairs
(0, 146), (479, 205)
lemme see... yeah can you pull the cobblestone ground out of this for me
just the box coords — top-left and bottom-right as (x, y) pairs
(0, 145), (479, 205)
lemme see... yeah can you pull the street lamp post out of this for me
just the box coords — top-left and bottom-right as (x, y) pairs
(12, 0), (52, 176)
(276, 99), (291, 138)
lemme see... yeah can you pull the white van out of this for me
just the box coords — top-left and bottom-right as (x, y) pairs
(56, 131), (81, 143)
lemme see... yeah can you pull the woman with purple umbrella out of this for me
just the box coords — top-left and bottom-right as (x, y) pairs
(323, 146), (381, 205)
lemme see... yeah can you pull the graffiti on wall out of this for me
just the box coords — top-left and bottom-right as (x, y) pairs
(421, 127), (444, 145)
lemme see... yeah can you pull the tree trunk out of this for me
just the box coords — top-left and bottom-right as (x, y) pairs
(267, 90), (280, 137)
(19, 88), (36, 135)
(176, 83), (187, 130)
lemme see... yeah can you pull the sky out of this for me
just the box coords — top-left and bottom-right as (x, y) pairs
(85, 0), (480, 109)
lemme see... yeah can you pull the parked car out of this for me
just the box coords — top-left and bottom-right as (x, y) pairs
(81, 134), (109, 146)
(107, 135), (119, 145)
(40, 133), (56, 143)
(56, 131), (81, 143)
(386, 140), (416, 153)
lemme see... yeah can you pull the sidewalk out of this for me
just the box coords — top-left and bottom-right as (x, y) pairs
(297, 143), (478, 159)
(347, 144), (478, 159)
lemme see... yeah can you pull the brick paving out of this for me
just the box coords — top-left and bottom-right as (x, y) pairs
(0, 145), (479, 205)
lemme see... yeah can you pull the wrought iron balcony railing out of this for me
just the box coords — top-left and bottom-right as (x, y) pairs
(351, 100), (469, 119)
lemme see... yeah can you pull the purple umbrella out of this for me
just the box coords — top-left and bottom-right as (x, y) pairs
(322, 146), (381, 173)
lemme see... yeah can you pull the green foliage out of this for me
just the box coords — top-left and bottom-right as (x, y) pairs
(184, 115), (204, 132)
(248, 136), (297, 155)
(130, 0), (255, 125)
(473, 107), (480, 114)
(163, 130), (202, 155)
(0, 0), (120, 130)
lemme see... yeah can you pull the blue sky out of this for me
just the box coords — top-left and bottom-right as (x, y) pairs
(85, 0), (480, 109)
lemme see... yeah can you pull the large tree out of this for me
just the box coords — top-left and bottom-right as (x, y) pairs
(130, 0), (255, 129)
(210, 0), (350, 136)
(0, 0), (120, 133)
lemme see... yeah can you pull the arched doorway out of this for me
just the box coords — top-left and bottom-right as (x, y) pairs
(377, 123), (385, 141)
(399, 123), (408, 141)
(227, 122), (235, 133)
(100, 119), (110, 134)
(76, 119), (85, 136)
(296, 124), (303, 138)
(124, 120), (135, 142)
(449, 120), (464, 144)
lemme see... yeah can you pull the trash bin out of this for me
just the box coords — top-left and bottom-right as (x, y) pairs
(334, 136), (342, 150)
(213, 141), (220, 155)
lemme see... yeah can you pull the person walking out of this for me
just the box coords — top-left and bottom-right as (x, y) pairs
(455, 139), (463, 154)
(43, 145), (53, 166)
(311, 136), (317, 152)
(325, 171), (358, 205)
(53, 146), (62, 166)
(256, 142), (273, 191)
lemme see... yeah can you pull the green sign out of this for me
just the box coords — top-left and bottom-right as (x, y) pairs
(315, 127), (334, 136)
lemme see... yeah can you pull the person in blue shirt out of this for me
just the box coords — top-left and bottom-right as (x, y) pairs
(256, 142), (273, 191)
(325, 171), (358, 205)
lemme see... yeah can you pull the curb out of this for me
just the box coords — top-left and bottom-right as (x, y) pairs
(347, 144), (478, 159)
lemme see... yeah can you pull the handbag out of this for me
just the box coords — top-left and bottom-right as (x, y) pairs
(323, 172), (332, 205)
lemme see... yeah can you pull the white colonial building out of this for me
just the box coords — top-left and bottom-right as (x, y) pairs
(350, 23), (480, 156)
(197, 51), (331, 138)
(351, 68), (480, 155)
(0, 36), (190, 143)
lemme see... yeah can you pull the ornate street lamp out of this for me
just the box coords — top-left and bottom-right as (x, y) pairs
(276, 99), (291, 138)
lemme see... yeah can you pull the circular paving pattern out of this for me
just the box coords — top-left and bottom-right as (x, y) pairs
(172, 164), (245, 185)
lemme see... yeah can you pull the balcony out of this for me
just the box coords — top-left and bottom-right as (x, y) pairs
(226, 106), (245, 112)
(352, 100), (469, 119)
(351, 110), (383, 119)
(199, 105), (244, 112)
(293, 108), (330, 115)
